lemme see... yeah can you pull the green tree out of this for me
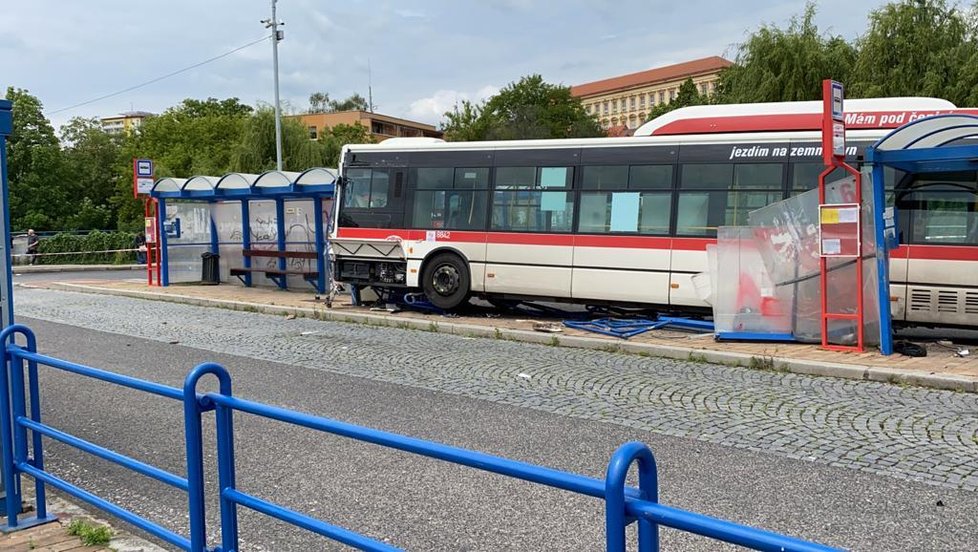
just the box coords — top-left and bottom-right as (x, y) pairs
(4, 87), (69, 230)
(109, 137), (146, 232)
(308, 92), (332, 113)
(60, 117), (123, 228)
(177, 97), (254, 118)
(131, 97), (251, 178)
(715, 3), (857, 104)
(230, 106), (327, 172)
(109, 97), (254, 230)
(851, 0), (978, 105)
(317, 122), (375, 168)
(328, 93), (369, 112)
(308, 92), (370, 113)
(442, 100), (491, 141)
(442, 75), (603, 141)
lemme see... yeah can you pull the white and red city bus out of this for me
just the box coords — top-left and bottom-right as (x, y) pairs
(330, 97), (978, 327)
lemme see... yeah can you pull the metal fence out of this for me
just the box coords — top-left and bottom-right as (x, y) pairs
(0, 323), (840, 552)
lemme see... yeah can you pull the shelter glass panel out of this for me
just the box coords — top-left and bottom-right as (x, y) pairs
(214, 201), (244, 283)
(165, 201), (214, 284)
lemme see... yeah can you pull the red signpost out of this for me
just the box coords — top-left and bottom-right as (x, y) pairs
(133, 158), (161, 286)
(819, 80), (864, 352)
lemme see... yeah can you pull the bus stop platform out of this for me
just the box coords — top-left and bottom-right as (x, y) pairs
(25, 278), (978, 394)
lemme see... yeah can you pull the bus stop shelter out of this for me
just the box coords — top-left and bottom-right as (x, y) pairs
(708, 114), (978, 356)
(150, 168), (336, 294)
(865, 114), (978, 355)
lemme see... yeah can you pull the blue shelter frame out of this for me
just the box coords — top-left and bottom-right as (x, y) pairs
(865, 114), (978, 356)
(150, 168), (336, 294)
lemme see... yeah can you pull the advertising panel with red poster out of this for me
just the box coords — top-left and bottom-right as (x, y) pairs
(145, 217), (157, 244)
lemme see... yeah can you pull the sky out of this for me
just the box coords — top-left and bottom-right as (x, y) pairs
(1, 0), (893, 132)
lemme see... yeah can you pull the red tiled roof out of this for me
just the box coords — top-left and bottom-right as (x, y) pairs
(571, 56), (733, 98)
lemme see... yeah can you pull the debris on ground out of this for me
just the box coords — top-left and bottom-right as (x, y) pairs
(533, 322), (563, 333)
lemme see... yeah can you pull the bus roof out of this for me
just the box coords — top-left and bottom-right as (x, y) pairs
(634, 97), (978, 136)
(340, 98), (978, 156)
(342, 129), (895, 155)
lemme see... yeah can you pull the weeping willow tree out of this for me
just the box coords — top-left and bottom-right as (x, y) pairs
(715, 3), (857, 103)
(230, 107), (327, 173)
(852, 0), (978, 105)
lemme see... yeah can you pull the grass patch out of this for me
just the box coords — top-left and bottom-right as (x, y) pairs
(66, 518), (113, 546)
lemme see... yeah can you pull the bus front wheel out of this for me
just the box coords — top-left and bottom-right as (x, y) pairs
(422, 252), (470, 310)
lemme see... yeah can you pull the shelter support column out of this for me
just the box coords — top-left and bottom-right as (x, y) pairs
(240, 200), (252, 287)
(159, 199), (169, 286)
(275, 198), (286, 289)
(313, 196), (326, 295)
(209, 207), (219, 255)
(0, 99), (15, 503)
(872, 163), (894, 355)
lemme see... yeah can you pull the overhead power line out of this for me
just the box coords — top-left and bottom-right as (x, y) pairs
(49, 35), (272, 115)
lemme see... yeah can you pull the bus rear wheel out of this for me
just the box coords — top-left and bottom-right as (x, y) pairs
(422, 252), (470, 311)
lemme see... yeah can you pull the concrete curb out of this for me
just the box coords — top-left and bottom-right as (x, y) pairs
(14, 264), (144, 274)
(45, 282), (978, 394)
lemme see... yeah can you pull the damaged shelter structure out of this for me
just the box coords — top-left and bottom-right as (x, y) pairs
(702, 114), (978, 356)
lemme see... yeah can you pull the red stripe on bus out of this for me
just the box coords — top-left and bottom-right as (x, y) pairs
(335, 227), (978, 260)
(649, 109), (978, 135)
(904, 244), (977, 261)
(336, 228), (717, 251)
(573, 235), (673, 249)
(652, 114), (820, 135)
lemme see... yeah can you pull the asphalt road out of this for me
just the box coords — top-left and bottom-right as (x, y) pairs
(10, 288), (978, 551)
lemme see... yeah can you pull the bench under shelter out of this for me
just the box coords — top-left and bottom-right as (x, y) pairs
(149, 168), (336, 294)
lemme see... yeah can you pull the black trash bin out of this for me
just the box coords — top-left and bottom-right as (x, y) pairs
(201, 251), (220, 285)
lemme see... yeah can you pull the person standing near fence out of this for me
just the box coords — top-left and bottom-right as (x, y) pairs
(134, 231), (147, 264)
(26, 229), (39, 265)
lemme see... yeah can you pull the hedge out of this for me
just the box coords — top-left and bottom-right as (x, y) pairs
(35, 231), (138, 265)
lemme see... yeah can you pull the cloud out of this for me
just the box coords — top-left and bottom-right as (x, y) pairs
(395, 9), (426, 19)
(407, 86), (500, 125)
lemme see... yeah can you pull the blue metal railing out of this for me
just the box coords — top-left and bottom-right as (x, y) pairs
(0, 323), (842, 552)
(0, 324), (204, 550)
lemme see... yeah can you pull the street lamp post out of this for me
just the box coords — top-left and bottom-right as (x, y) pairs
(262, 1), (285, 171)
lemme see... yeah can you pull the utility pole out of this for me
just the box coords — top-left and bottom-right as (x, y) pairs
(262, 1), (285, 171)
(368, 58), (374, 113)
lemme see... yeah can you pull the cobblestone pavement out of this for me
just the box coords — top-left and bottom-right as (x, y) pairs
(16, 287), (978, 493)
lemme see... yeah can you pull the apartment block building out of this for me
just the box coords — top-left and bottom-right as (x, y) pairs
(290, 111), (442, 142)
(100, 111), (155, 135)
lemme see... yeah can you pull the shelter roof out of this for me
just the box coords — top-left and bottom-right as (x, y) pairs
(867, 114), (978, 173)
(150, 167), (337, 200)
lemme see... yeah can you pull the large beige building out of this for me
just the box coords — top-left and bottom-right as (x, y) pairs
(289, 111), (442, 142)
(571, 56), (733, 134)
